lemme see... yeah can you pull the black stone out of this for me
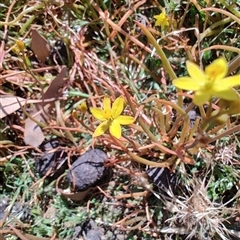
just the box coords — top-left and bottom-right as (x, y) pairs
(67, 149), (108, 192)
(73, 219), (103, 240)
(35, 139), (67, 179)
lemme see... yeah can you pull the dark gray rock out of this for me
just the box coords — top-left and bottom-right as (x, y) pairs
(35, 139), (67, 179)
(0, 198), (9, 220)
(67, 149), (108, 192)
(73, 219), (104, 240)
(0, 198), (31, 222)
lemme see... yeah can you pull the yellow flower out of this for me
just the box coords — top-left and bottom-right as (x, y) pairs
(210, 110), (228, 125)
(90, 96), (134, 139)
(173, 58), (240, 105)
(16, 40), (25, 52)
(228, 97), (240, 115)
(217, 97), (240, 115)
(12, 40), (25, 55)
(154, 10), (169, 29)
(78, 101), (88, 113)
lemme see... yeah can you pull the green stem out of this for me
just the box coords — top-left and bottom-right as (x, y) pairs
(217, 1), (240, 19)
(144, 97), (186, 116)
(19, 15), (35, 35)
(0, 3), (45, 26)
(200, 108), (229, 132)
(199, 17), (232, 42)
(111, 136), (170, 167)
(167, 102), (195, 139)
(202, 7), (240, 24)
(208, 124), (240, 144)
(67, 90), (90, 98)
(152, 107), (166, 134)
(136, 22), (177, 80)
(124, 91), (178, 155)
(206, 98), (213, 119)
(136, 22), (183, 108)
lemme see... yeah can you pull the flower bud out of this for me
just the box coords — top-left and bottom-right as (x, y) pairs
(211, 110), (228, 125)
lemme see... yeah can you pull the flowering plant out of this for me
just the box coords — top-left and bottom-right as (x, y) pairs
(90, 96), (134, 139)
(154, 10), (169, 29)
(173, 58), (240, 105)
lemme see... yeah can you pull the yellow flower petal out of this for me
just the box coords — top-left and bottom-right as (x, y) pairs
(154, 12), (169, 28)
(109, 120), (121, 139)
(186, 61), (206, 81)
(214, 75), (240, 90)
(90, 108), (106, 121)
(174, 57), (239, 105)
(111, 97), (125, 118)
(193, 90), (212, 105)
(205, 57), (227, 80)
(115, 115), (134, 125)
(78, 101), (88, 113)
(211, 110), (228, 125)
(16, 40), (25, 51)
(93, 121), (110, 137)
(214, 88), (239, 101)
(103, 96), (111, 111)
(228, 98), (240, 114)
(90, 96), (133, 138)
(173, 77), (202, 90)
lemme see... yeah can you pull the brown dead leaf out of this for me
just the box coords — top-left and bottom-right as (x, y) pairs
(24, 114), (45, 148)
(0, 95), (29, 119)
(0, 41), (5, 70)
(0, 95), (43, 119)
(24, 67), (67, 147)
(42, 66), (67, 102)
(30, 29), (51, 63)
